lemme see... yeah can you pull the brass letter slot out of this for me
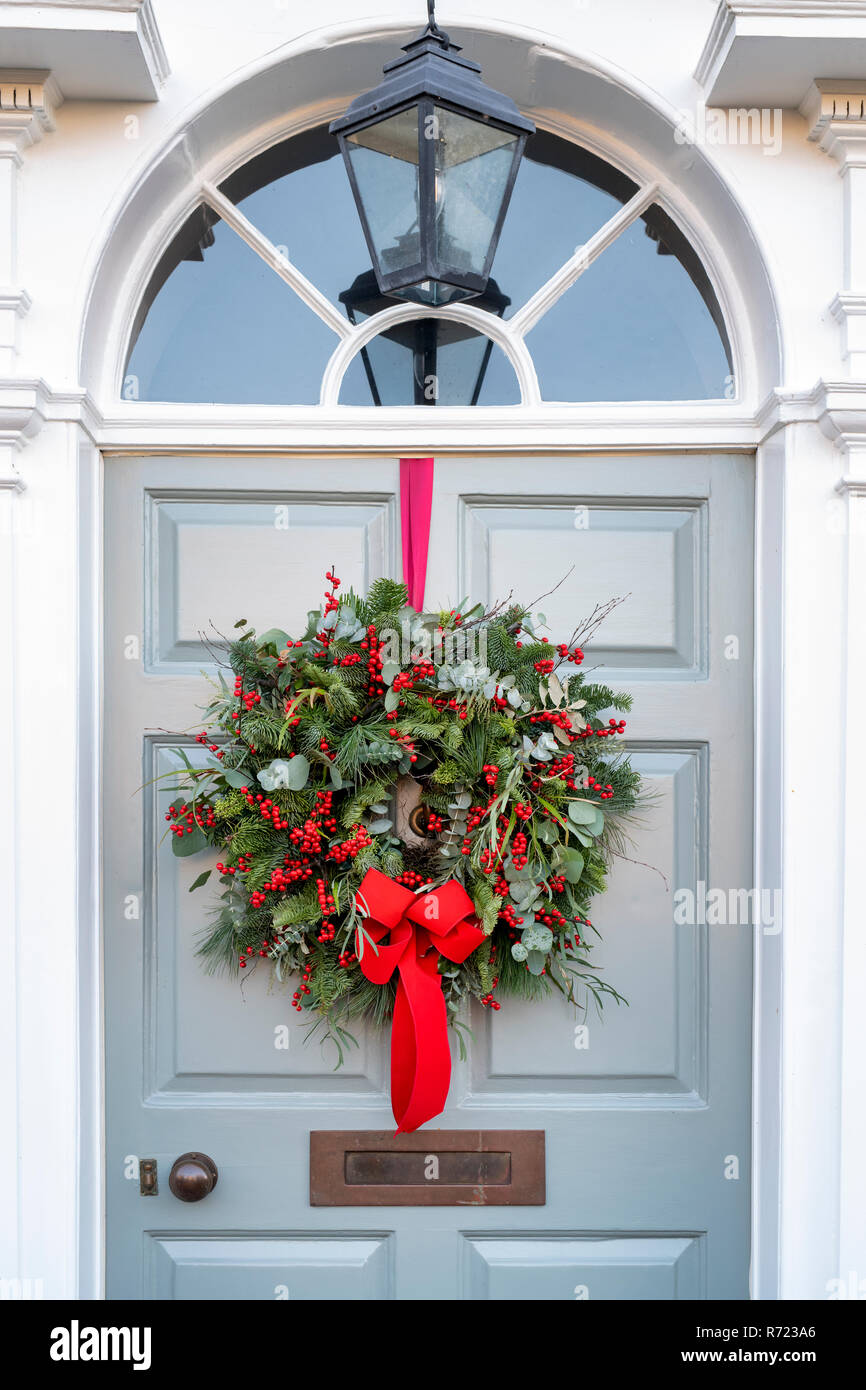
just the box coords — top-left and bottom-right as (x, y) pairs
(345, 1150), (511, 1186)
(310, 1130), (544, 1206)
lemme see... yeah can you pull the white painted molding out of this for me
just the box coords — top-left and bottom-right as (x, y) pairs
(0, 2), (168, 100)
(801, 80), (866, 164)
(697, 3), (866, 106)
(799, 87), (866, 377)
(509, 183), (659, 337)
(12, 375), (866, 455)
(319, 300), (542, 407)
(200, 181), (352, 341)
(0, 70), (61, 155)
(0, 446), (24, 490)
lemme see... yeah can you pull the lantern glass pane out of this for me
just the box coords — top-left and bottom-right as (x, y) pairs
(345, 107), (421, 279)
(432, 107), (518, 277)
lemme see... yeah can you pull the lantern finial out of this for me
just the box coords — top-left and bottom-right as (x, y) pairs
(423, 2), (450, 46)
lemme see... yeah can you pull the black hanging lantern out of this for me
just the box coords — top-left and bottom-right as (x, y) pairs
(330, 2), (534, 307)
(339, 269), (510, 405)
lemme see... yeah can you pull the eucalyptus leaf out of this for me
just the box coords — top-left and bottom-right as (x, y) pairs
(381, 661), (400, 686)
(559, 848), (585, 883)
(171, 826), (208, 857)
(509, 880), (535, 903)
(367, 817), (393, 834)
(526, 950), (547, 975)
(189, 869), (212, 891)
(522, 924), (554, 952)
(221, 767), (249, 789)
(256, 627), (290, 652)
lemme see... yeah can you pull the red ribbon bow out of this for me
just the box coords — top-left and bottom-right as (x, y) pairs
(354, 867), (485, 1132)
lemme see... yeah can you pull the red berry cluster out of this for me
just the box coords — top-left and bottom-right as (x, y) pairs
(528, 709), (572, 732)
(233, 671), (261, 716)
(479, 816), (511, 876)
(316, 878), (337, 943)
(292, 961), (314, 1009)
(535, 903), (569, 930)
(466, 799), (496, 830)
(586, 774), (615, 801)
(534, 657), (555, 674)
(575, 718), (627, 741)
(481, 973), (501, 1010)
(194, 730), (224, 759)
(216, 854), (251, 878)
(328, 823), (373, 865)
(499, 902), (524, 928)
(387, 726), (418, 763)
(361, 624), (385, 696)
(482, 763), (499, 787)
(393, 658), (436, 693)
(316, 571), (341, 645)
(541, 750), (579, 790)
(510, 831), (528, 871)
(166, 801), (215, 836)
(556, 643), (585, 664)
(395, 869), (433, 890)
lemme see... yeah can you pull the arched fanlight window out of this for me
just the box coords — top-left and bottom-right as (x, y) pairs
(124, 123), (733, 406)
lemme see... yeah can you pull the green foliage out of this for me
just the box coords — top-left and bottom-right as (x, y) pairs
(160, 569), (642, 1053)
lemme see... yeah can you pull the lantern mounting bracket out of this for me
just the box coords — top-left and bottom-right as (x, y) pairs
(421, 0), (451, 48)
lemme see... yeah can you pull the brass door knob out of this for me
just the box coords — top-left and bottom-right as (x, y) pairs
(168, 1152), (219, 1202)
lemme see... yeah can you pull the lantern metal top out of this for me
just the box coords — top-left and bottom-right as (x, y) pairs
(329, 13), (535, 139)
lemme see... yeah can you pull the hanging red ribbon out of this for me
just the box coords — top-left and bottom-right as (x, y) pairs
(400, 457), (434, 611)
(354, 867), (484, 1132)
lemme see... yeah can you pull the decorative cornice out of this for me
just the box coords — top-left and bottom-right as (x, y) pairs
(135, 0), (170, 88)
(726, 2), (866, 14)
(831, 291), (866, 322)
(0, 4), (168, 100)
(0, 71), (62, 156)
(756, 379), (866, 442)
(0, 377), (98, 452)
(0, 289), (32, 319)
(8, 377), (866, 458)
(0, 451), (25, 491)
(697, 4), (866, 106)
(801, 80), (866, 164)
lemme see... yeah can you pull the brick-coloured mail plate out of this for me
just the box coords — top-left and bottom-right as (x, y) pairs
(309, 1130), (545, 1206)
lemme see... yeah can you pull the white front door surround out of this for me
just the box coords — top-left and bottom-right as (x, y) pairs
(1, 9), (865, 1301)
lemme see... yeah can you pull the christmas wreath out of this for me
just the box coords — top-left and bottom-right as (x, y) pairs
(162, 571), (640, 1131)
